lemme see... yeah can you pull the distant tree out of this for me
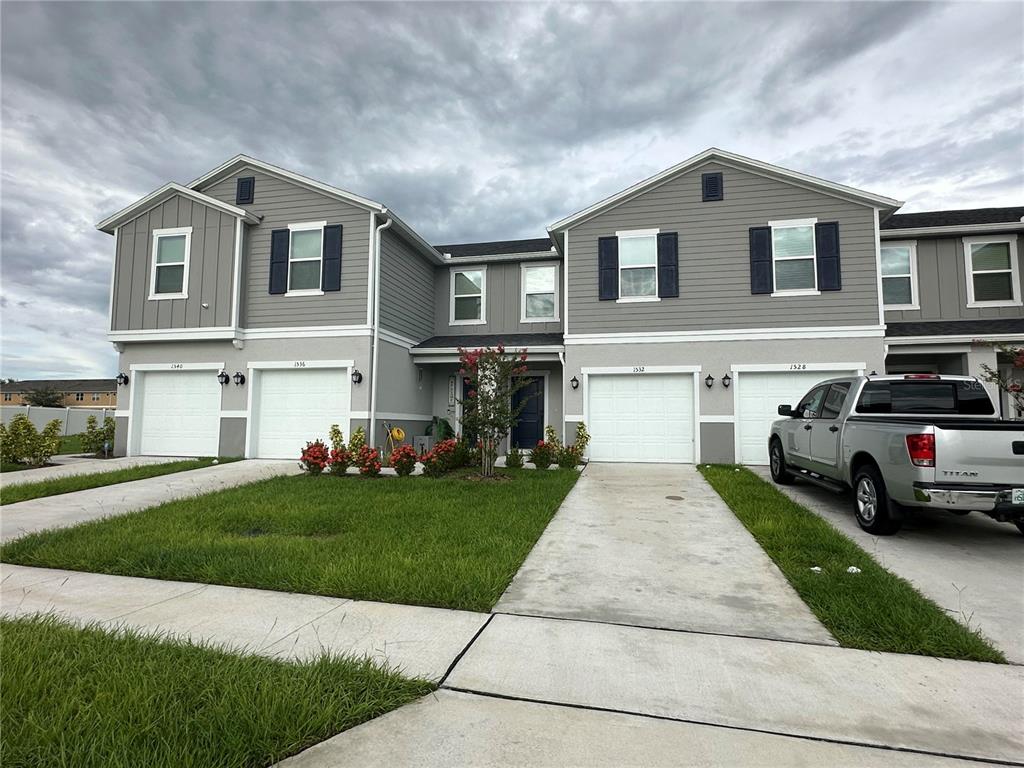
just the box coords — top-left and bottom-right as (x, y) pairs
(979, 341), (1023, 416)
(23, 387), (63, 407)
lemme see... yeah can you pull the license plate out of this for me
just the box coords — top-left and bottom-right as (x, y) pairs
(1013, 488), (1024, 505)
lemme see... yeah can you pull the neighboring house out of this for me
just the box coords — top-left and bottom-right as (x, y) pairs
(1, 379), (117, 407)
(95, 150), (1023, 463)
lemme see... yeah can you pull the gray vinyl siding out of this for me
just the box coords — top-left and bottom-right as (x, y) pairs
(565, 163), (880, 334)
(884, 233), (1024, 323)
(433, 260), (563, 336)
(200, 167), (371, 328)
(379, 228), (434, 341)
(111, 195), (235, 331)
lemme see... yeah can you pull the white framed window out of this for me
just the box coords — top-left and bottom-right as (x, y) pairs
(616, 229), (659, 302)
(75, 392), (84, 402)
(149, 226), (192, 299)
(91, 392), (101, 402)
(770, 218), (818, 296)
(3, 393), (12, 402)
(964, 236), (1021, 308)
(450, 266), (486, 325)
(880, 240), (919, 309)
(286, 221), (326, 297)
(521, 263), (559, 321)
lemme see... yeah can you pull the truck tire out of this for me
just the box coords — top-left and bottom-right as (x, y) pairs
(852, 464), (902, 535)
(769, 439), (794, 485)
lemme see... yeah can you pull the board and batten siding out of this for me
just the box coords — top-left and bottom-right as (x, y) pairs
(379, 228), (435, 341)
(200, 167), (371, 328)
(433, 260), (563, 337)
(565, 163), (880, 334)
(111, 195), (235, 331)
(884, 233), (1024, 323)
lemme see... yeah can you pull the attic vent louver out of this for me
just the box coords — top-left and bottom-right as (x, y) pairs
(702, 172), (723, 202)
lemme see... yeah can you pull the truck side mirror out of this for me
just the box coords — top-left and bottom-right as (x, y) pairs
(778, 404), (794, 417)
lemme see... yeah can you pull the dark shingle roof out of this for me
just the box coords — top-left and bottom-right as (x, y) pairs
(881, 207), (1024, 230)
(412, 333), (563, 350)
(1, 378), (116, 392)
(886, 319), (1024, 338)
(433, 238), (554, 258)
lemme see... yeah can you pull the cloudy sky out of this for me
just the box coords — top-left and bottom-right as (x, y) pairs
(1, 1), (1021, 379)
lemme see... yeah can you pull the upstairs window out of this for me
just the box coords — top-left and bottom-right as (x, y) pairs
(770, 219), (817, 293)
(149, 227), (191, 299)
(75, 392), (84, 402)
(3, 393), (11, 402)
(521, 264), (558, 321)
(91, 393), (101, 402)
(617, 230), (658, 300)
(881, 241), (918, 309)
(964, 236), (1021, 307)
(287, 221), (325, 295)
(451, 267), (485, 324)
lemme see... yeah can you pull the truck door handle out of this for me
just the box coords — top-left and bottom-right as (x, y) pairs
(829, 425), (839, 433)
(803, 424), (813, 431)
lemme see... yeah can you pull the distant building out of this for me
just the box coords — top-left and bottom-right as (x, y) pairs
(1, 379), (117, 407)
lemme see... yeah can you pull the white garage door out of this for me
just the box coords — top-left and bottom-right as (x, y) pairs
(588, 373), (695, 463)
(736, 368), (858, 465)
(251, 368), (350, 459)
(137, 371), (221, 456)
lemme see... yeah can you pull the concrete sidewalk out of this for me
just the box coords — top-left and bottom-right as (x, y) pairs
(1, 459), (297, 542)
(0, 455), (187, 487)
(0, 565), (487, 681)
(753, 467), (1024, 665)
(497, 463), (834, 645)
(444, 613), (1023, 764)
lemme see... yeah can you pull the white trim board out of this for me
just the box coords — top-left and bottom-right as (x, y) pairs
(730, 362), (867, 373)
(699, 415), (735, 423)
(581, 365), (702, 374)
(887, 333), (1024, 345)
(130, 362), (225, 372)
(565, 326), (885, 345)
(881, 222), (1024, 237)
(247, 359), (355, 370)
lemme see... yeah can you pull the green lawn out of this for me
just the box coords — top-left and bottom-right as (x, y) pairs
(59, 433), (85, 454)
(0, 457), (234, 506)
(1, 615), (432, 768)
(700, 465), (1004, 663)
(1, 461), (32, 473)
(0, 469), (579, 611)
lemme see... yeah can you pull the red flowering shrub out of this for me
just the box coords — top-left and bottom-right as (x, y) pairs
(390, 444), (418, 476)
(300, 440), (330, 474)
(420, 438), (457, 477)
(328, 447), (352, 476)
(528, 439), (555, 470)
(355, 445), (382, 476)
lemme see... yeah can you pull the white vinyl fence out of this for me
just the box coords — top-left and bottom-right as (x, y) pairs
(1, 406), (116, 435)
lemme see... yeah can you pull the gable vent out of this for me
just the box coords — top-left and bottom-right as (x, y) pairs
(236, 176), (255, 205)
(702, 172), (723, 202)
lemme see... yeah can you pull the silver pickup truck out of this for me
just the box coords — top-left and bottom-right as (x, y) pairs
(768, 374), (1024, 535)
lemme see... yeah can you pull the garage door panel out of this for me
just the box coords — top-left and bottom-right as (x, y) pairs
(137, 371), (221, 457)
(253, 368), (350, 459)
(588, 373), (694, 463)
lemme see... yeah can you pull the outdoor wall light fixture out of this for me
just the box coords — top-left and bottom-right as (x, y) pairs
(704, 374), (715, 389)
(570, 376), (580, 390)
(351, 369), (363, 384)
(115, 372), (129, 386)
(233, 371), (246, 386)
(217, 371), (230, 386)
(722, 373), (732, 388)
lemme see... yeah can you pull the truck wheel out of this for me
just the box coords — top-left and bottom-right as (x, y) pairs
(769, 439), (794, 485)
(853, 465), (902, 535)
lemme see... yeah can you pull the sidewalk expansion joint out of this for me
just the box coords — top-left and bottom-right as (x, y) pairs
(438, 613), (495, 687)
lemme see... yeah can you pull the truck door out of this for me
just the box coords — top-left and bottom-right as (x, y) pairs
(791, 385), (827, 464)
(810, 382), (851, 472)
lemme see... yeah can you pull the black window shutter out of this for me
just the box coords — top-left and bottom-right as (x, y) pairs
(236, 176), (255, 205)
(815, 222), (841, 291)
(657, 232), (679, 298)
(269, 229), (289, 295)
(322, 224), (343, 292)
(702, 172), (723, 202)
(598, 236), (619, 300)
(749, 226), (773, 294)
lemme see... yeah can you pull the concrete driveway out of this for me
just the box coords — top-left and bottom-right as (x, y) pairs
(496, 463), (834, 645)
(754, 467), (1024, 665)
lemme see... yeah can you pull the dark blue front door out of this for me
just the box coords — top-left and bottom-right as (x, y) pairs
(511, 377), (544, 449)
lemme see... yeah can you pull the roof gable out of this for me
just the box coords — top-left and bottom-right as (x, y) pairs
(548, 148), (903, 233)
(96, 183), (260, 234)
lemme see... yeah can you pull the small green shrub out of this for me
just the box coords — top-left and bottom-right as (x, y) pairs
(80, 416), (115, 455)
(348, 426), (366, 455)
(528, 439), (556, 470)
(0, 415), (63, 467)
(505, 445), (524, 469)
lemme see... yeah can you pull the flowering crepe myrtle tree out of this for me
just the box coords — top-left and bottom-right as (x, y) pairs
(978, 341), (1024, 416)
(457, 345), (534, 477)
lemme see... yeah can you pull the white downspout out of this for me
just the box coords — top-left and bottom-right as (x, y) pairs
(368, 213), (392, 449)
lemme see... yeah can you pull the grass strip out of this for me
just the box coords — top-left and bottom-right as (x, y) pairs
(59, 433), (85, 454)
(0, 468), (579, 612)
(699, 465), (1004, 662)
(1, 615), (432, 768)
(0, 457), (237, 506)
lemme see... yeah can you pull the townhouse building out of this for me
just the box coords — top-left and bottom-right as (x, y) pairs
(96, 150), (1023, 463)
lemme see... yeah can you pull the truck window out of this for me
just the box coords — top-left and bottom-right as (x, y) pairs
(820, 382), (851, 419)
(797, 385), (828, 418)
(856, 381), (995, 415)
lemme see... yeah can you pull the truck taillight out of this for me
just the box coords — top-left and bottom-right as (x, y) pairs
(906, 434), (935, 467)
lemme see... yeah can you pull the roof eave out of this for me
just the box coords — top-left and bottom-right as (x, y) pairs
(95, 183), (257, 234)
(881, 222), (1024, 238)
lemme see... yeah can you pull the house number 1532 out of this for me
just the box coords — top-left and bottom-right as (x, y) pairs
(633, 366), (645, 373)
